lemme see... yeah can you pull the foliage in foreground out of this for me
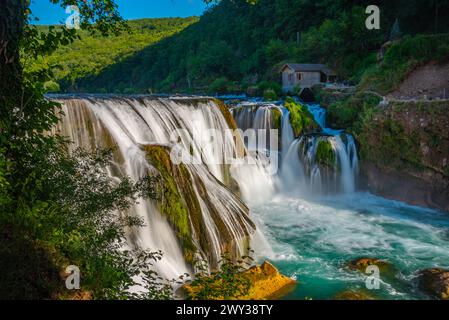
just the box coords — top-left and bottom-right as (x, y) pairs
(184, 252), (254, 300)
(0, 0), (176, 300)
(0, 146), (173, 299)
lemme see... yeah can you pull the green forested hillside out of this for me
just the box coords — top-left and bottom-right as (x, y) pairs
(44, 0), (449, 94)
(34, 18), (198, 92)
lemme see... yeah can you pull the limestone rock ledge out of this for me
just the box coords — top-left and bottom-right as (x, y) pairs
(239, 261), (296, 300)
(183, 261), (296, 300)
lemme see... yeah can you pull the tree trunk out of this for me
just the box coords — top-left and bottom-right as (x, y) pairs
(0, 0), (25, 111)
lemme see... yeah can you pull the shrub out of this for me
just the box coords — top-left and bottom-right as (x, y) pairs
(184, 252), (253, 300)
(284, 97), (319, 137)
(263, 89), (278, 101)
(316, 140), (335, 168)
(43, 80), (60, 93)
(208, 77), (231, 94)
(359, 34), (449, 94)
(258, 81), (282, 97)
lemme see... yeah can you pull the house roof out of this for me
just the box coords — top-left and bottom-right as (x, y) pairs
(281, 63), (337, 76)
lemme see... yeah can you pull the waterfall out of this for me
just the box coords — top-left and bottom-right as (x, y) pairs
(307, 104), (327, 130)
(51, 96), (269, 277)
(281, 108), (295, 162)
(230, 100), (359, 196)
(51, 95), (359, 282)
(291, 134), (358, 194)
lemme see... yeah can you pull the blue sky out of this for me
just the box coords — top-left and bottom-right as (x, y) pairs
(30, 0), (208, 25)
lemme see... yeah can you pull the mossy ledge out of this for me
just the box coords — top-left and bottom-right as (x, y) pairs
(144, 144), (198, 262)
(284, 97), (320, 138)
(144, 144), (254, 266)
(315, 140), (335, 168)
(271, 107), (282, 130)
(213, 98), (239, 131)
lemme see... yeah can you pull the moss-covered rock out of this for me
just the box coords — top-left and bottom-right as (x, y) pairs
(213, 98), (239, 131)
(312, 84), (356, 108)
(325, 92), (382, 130)
(347, 257), (395, 277)
(213, 98), (247, 163)
(271, 107), (282, 130)
(315, 140), (335, 168)
(284, 97), (320, 138)
(144, 145), (198, 262)
(145, 144), (253, 266)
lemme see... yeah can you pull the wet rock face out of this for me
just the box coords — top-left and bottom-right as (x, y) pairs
(358, 100), (449, 212)
(360, 163), (449, 212)
(144, 144), (254, 268)
(418, 268), (449, 300)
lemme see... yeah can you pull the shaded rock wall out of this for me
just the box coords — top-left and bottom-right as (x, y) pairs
(358, 100), (449, 212)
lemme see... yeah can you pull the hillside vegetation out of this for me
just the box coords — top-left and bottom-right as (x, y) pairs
(32, 18), (198, 92)
(42, 0), (449, 94)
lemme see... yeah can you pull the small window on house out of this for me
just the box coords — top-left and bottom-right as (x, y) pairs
(297, 73), (302, 80)
(288, 73), (293, 82)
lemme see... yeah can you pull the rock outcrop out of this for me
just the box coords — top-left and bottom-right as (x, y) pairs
(239, 261), (296, 300)
(418, 268), (449, 300)
(358, 100), (449, 212)
(183, 261), (296, 300)
(388, 60), (449, 100)
(145, 144), (254, 267)
(346, 257), (395, 276)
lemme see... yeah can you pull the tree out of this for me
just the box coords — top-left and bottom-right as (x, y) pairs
(0, 0), (160, 300)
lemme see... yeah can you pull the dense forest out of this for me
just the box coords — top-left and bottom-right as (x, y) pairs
(30, 18), (198, 92)
(46, 0), (449, 94)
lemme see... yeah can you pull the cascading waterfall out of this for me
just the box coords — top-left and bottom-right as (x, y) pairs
(280, 108), (295, 162)
(51, 96), (273, 278)
(49, 95), (449, 300)
(227, 99), (449, 300)
(293, 134), (358, 194)
(230, 101), (359, 195)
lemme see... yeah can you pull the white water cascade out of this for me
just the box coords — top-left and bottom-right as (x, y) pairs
(52, 96), (274, 278)
(230, 100), (359, 195)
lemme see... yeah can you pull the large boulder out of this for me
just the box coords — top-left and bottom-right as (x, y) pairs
(346, 257), (398, 282)
(418, 268), (449, 300)
(240, 261), (296, 300)
(347, 257), (392, 274)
